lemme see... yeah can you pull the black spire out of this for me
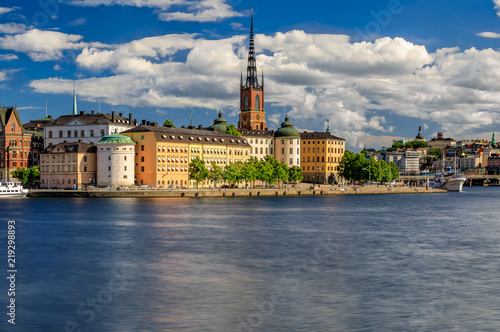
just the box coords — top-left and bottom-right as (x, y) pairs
(245, 9), (259, 89)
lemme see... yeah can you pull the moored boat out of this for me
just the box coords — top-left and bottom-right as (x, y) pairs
(0, 181), (28, 197)
(434, 173), (466, 192)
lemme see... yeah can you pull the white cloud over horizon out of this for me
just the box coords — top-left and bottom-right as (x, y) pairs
(26, 29), (500, 149)
(68, 0), (242, 22)
(0, 7), (18, 16)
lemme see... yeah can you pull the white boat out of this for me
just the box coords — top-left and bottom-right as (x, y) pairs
(434, 173), (466, 192)
(0, 181), (28, 197)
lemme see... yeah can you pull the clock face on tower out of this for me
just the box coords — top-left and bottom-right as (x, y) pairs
(243, 115), (247, 120)
(256, 114), (260, 120)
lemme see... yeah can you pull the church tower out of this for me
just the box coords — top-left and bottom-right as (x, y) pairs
(238, 11), (266, 130)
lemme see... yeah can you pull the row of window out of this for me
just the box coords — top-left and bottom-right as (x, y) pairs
(2, 151), (28, 159)
(1, 139), (30, 147)
(255, 147), (272, 155)
(0, 162), (27, 168)
(249, 139), (273, 145)
(303, 147), (344, 154)
(41, 165), (78, 172)
(302, 156), (341, 163)
(279, 148), (298, 155)
(303, 140), (344, 145)
(304, 166), (340, 171)
(49, 129), (106, 139)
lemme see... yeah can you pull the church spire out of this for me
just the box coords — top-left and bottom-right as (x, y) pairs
(72, 82), (77, 115)
(245, 9), (259, 89)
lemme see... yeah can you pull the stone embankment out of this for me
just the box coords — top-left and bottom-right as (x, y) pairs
(28, 185), (446, 198)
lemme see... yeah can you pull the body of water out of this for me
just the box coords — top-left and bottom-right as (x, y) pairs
(1, 187), (500, 331)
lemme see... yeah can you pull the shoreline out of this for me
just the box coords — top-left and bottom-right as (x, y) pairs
(27, 185), (447, 198)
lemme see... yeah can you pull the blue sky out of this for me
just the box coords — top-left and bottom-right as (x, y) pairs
(1, 0), (500, 150)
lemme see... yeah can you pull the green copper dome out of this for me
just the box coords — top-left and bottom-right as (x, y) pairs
(274, 114), (300, 138)
(97, 133), (135, 145)
(209, 110), (228, 133)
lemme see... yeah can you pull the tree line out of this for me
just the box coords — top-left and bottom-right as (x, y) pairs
(10, 166), (40, 186)
(339, 151), (399, 183)
(189, 155), (303, 188)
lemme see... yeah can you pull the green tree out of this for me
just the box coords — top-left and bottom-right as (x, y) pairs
(224, 124), (242, 137)
(241, 159), (258, 188)
(392, 141), (404, 150)
(11, 167), (29, 184)
(275, 162), (289, 188)
(389, 161), (399, 180)
(163, 118), (176, 127)
(188, 158), (209, 188)
(209, 162), (223, 188)
(289, 166), (304, 184)
(257, 156), (276, 186)
(224, 162), (243, 187)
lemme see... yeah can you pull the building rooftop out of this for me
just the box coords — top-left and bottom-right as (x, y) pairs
(122, 125), (251, 147)
(45, 111), (133, 126)
(300, 131), (345, 140)
(41, 142), (97, 154)
(97, 133), (136, 145)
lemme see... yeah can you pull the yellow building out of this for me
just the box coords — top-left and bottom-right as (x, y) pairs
(300, 127), (345, 184)
(122, 125), (251, 188)
(40, 142), (97, 189)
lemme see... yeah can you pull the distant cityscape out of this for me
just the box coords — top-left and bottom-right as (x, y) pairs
(1, 15), (499, 189)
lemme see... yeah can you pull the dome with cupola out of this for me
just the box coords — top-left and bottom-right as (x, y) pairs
(274, 114), (300, 138)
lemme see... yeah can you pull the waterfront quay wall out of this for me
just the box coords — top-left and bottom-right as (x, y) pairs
(28, 186), (446, 198)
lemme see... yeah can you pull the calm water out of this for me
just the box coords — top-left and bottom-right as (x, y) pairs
(1, 187), (500, 331)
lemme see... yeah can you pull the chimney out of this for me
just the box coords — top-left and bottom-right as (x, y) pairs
(188, 125), (195, 129)
(141, 120), (146, 125)
(198, 125), (203, 129)
(134, 119), (138, 126)
(119, 112), (123, 117)
(146, 121), (150, 126)
(48, 115), (53, 119)
(111, 111), (115, 123)
(91, 110), (95, 115)
(129, 113), (133, 124)
(80, 111), (85, 115)
(152, 122), (158, 127)
(181, 126), (185, 128)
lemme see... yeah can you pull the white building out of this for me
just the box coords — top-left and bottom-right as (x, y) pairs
(44, 111), (136, 148)
(400, 151), (420, 173)
(96, 133), (136, 187)
(274, 115), (301, 167)
(240, 130), (275, 161)
(460, 155), (482, 171)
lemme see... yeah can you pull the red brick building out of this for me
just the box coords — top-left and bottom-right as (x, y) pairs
(238, 14), (267, 131)
(0, 108), (33, 180)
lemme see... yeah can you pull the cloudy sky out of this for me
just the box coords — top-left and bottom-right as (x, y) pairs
(1, 0), (500, 150)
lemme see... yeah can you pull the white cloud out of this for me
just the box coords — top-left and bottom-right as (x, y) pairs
(0, 68), (19, 81)
(68, 18), (87, 26)
(69, 0), (242, 22)
(494, 0), (500, 16)
(0, 53), (18, 61)
(0, 29), (92, 61)
(477, 31), (500, 38)
(29, 30), (500, 149)
(0, 23), (27, 34)
(0, 7), (18, 16)
(159, 0), (243, 22)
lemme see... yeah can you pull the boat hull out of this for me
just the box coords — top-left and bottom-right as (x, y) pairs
(441, 178), (465, 192)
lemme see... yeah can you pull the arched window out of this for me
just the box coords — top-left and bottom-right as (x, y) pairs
(255, 95), (260, 111)
(244, 96), (248, 110)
